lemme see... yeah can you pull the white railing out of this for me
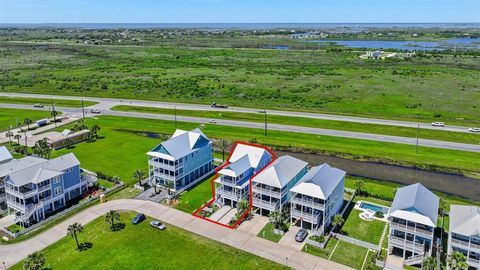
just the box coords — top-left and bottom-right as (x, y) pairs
(389, 235), (425, 252)
(216, 187), (239, 200)
(390, 222), (434, 237)
(148, 160), (182, 170)
(153, 172), (175, 181)
(404, 254), (424, 266)
(7, 201), (28, 212)
(291, 196), (324, 209)
(291, 209), (320, 223)
(5, 187), (37, 199)
(14, 203), (37, 223)
(451, 238), (480, 252)
(468, 257), (480, 267)
(252, 185), (281, 198)
(38, 184), (51, 193)
(252, 197), (279, 210)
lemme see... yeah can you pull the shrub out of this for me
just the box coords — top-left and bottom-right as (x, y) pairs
(374, 211), (384, 218)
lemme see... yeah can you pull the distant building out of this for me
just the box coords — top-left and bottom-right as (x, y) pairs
(388, 183), (439, 265)
(290, 163), (345, 234)
(252, 155), (308, 216)
(147, 129), (214, 195)
(214, 143), (273, 208)
(0, 146), (14, 212)
(448, 205), (480, 269)
(45, 129), (91, 150)
(2, 152), (87, 225)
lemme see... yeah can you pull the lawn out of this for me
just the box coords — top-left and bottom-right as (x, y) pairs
(9, 212), (287, 270)
(329, 241), (369, 270)
(105, 187), (142, 201)
(173, 176), (214, 213)
(302, 237), (338, 259)
(0, 96), (97, 108)
(97, 179), (114, 189)
(257, 223), (283, 243)
(112, 105), (480, 145)
(340, 208), (386, 245)
(0, 108), (52, 132)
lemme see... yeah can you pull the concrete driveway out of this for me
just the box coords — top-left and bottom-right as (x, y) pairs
(237, 214), (269, 236)
(279, 225), (307, 251)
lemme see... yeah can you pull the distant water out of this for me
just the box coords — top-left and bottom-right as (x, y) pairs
(0, 23), (479, 30)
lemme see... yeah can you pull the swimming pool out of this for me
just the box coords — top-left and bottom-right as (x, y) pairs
(359, 202), (390, 214)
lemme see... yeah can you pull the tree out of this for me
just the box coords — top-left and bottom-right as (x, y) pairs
(23, 251), (45, 270)
(132, 170), (146, 187)
(269, 209), (288, 231)
(164, 180), (174, 196)
(158, 134), (170, 141)
(5, 130), (14, 144)
(332, 214), (345, 231)
(14, 133), (22, 145)
(422, 256), (437, 270)
(91, 124), (101, 138)
(105, 210), (120, 230)
(63, 138), (74, 149)
(33, 138), (51, 158)
(67, 222), (84, 250)
(354, 180), (365, 193)
(215, 138), (231, 162)
(24, 118), (33, 130)
(237, 199), (249, 215)
(447, 251), (468, 270)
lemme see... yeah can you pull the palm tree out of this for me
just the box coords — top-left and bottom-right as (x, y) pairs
(332, 214), (345, 232)
(23, 251), (45, 270)
(51, 109), (60, 126)
(14, 133), (22, 145)
(237, 199), (249, 215)
(269, 209), (287, 230)
(354, 180), (365, 193)
(422, 256), (437, 270)
(132, 170), (146, 187)
(91, 124), (101, 138)
(105, 210), (120, 230)
(24, 118), (33, 130)
(215, 138), (231, 162)
(5, 130), (14, 144)
(158, 134), (170, 141)
(447, 251), (468, 270)
(67, 222), (84, 250)
(164, 180), (174, 196)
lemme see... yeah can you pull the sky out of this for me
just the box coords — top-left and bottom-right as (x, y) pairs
(0, 0), (479, 24)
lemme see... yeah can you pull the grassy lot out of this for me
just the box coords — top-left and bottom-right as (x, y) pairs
(302, 237), (338, 259)
(97, 179), (114, 189)
(329, 241), (369, 270)
(0, 108), (52, 132)
(0, 96), (97, 108)
(105, 187), (142, 201)
(1, 42), (479, 127)
(173, 176), (214, 213)
(9, 212), (287, 270)
(50, 115), (480, 177)
(257, 223), (283, 243)
(340, 209), (386, 245)
(112, 105), (480, 145)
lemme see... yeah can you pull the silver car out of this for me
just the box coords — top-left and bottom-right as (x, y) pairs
(150, 220), (166, 230)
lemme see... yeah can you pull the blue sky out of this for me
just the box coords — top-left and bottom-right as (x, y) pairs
(0, 0), (479, 23)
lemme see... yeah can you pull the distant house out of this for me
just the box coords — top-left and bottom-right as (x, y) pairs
(251, 155), (308, 216)
(147, 129), (214, 195)
(2, 152), (87, 225)
(214, 143), (273, 208)
(0, 146), (14, 212)
(448, 205), (480, 269)
(388, 183), (439, 265)
(289, 163), (345, 234)
(45, 129), (91, 150)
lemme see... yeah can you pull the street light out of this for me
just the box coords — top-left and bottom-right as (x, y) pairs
(258, 110), (267, 136)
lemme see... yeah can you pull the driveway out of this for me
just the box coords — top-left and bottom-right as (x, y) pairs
(0, 214), (15, 230)
(279, 225), (307, 251)
(0, 199), (351, 269)
(237, 214), (269, 236)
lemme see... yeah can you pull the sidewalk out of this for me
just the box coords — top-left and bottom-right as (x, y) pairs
(0, 199), (352, 269)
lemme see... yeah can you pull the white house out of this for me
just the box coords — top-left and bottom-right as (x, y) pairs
(388, 183), (439, 265)
(214, 143), (273, 208)
(0, 146), (14, 213)
(448, 205), (480, 269)
(251, 155), (308, 216)
(289, 163), (345, 234)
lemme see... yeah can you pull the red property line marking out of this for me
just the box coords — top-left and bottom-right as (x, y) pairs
(192, 141), (277, 229)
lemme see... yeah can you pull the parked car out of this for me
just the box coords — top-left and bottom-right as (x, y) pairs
(90, 109), (101, 114)
(431, 122), (445, 127)
(150, 220), (166, 230)
(469, 127), (480, 133)
(33, 104), (44, 108)
(208, 119), (217, 124)
(295, 228), (308, 242)
(131, 213), (146, 225)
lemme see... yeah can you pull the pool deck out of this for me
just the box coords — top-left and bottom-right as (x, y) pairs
(354, 200), (390, 222)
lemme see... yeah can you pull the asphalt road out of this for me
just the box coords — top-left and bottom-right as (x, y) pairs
(1, 102), (480, 153)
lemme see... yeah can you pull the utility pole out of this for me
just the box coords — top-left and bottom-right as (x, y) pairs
(415, 124), (419, 154)
(174, 106), (177, 130)
(81, 100), (85, 119)
(51, 99), (57, 128)
(264, 110), (267, 136)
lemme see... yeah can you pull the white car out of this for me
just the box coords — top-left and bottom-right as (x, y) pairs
(431, 122), (445, 127)
(469, 128), (480, 133)
(150, 220), (166, 230)
(208, 119), (217, 124)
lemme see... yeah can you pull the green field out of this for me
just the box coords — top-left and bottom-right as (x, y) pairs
(1, 41), (479, 126)
(0, 96), (97, 108)
(112, 105), (480, 144)
(329, 241), (369, 270)
(340, 209), (386, 245)
(0, 108), (52, 131)
(9, 212), (286, 270)
(174, 176), (214, 213)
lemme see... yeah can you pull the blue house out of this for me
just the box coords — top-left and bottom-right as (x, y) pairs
(2, 152), (87, 225)
(147, 128), (214, 195)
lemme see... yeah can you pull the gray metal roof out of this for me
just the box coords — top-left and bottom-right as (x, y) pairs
(290, 163), (346, 199)
(4, 153), (80, 186)
(389, 183), (439, 227)
(152, 128), (209, 159)
(252, 155), (308, 188)
(0, 146), (13, 164)
(449, 205), (480, 237)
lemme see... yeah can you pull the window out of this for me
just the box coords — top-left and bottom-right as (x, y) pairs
(53, 177), (61, 184)
(54, 186), (62, 196)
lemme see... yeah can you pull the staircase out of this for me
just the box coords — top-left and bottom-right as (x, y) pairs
(404, 253), (424, 266)
(14, 203), (37, 224)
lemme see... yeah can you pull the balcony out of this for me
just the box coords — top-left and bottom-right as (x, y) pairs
(148, 159), (182, 170)
(218, 176), (237, 186)
(216, 187), (240, 201)
(40, 195), (52, 203)
(5, 187), (37, 199)
(390, 222), (434, 238)
(252, 197), (279, 211)
(153, 171), (175, 181)
(467, 257), (480, 267)
(7, 201), (31, 212)
(38, 184), (51, 193)
(451, 238), (480, 252)
(291, 196), (324, 209)
(291, 209), (321, 224)
(252, 185), (281, 198)
(389, 235), (425, 253)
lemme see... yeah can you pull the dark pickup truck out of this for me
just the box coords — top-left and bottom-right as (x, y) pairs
(211, 102), (228, 109)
